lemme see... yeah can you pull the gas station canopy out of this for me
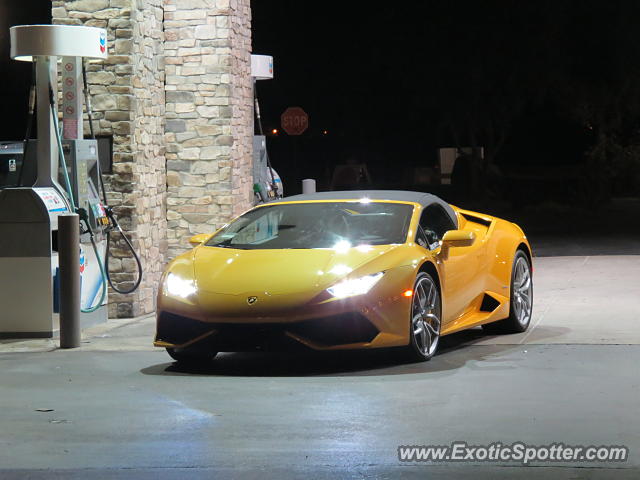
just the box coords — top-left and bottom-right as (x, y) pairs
(10, 24), (108, 62)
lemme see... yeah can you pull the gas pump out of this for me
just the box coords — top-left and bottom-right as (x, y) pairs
(251, 54), (283, 203)
(0, 25), (139, 338)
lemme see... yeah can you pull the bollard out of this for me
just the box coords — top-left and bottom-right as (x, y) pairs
(59, 213), (81, 348)
(302, 178), (316, 194)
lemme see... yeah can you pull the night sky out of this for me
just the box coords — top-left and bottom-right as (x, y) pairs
(253, 1), (640, 200)
(0, 0), (50, 141)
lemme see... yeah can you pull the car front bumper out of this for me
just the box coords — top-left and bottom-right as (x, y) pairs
(154, 310), (386, 352)
(155, 266), (415, 351)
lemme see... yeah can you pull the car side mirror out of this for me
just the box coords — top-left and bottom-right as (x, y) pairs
(441, 230), (475, 248)
(189, 233), (211, 246)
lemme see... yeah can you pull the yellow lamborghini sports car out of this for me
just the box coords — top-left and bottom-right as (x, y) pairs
(155, 191), (533, 363)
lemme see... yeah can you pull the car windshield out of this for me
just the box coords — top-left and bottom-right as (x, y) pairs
(205, 201), (414, 250)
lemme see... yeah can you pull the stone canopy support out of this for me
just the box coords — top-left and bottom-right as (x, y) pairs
(51, 0), (253, 317)
(164, 0), (253, 259)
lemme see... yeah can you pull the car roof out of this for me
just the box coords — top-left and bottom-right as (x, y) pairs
(270, 190), (458, 227)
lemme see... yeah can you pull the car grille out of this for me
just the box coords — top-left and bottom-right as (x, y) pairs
(287, 312), (379, 346)
(156, 311), (379, 351)
(156, 312), (216, 346)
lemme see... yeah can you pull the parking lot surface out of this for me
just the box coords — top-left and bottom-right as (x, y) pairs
(1, 255), (639, 479)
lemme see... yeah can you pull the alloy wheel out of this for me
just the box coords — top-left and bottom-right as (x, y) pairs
(512, 255), (532, 326)
(411, 275), (441, 358)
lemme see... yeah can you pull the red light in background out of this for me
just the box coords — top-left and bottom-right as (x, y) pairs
(403, 290), (413, 297)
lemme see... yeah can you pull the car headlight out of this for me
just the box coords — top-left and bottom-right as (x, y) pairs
(164, 273), (196, 298)
(326, 272), (384, 299)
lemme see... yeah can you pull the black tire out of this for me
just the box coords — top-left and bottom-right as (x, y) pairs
(166, 347), (218, 364)
(405, 272), (442, 362)
(482, 249), (533, 334)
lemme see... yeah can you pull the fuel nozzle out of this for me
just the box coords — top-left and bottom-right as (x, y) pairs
(75, 207), (92, 236)
(104, 205), (119, 231)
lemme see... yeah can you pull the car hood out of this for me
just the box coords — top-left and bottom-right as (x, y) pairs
(191, 244), (399, 295)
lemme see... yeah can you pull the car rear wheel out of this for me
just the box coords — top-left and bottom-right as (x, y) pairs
(405, 272), (441, 362)
(166, 347), (218, 364)
(483, 249), (533, 333)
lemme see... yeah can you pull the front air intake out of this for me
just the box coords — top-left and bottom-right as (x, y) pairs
(156, 312), (215, 346)
(286, 312), (379, 346)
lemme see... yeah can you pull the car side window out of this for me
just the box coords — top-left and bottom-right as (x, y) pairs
(419, 204), (456, 246)
(415, 225), (429, 249)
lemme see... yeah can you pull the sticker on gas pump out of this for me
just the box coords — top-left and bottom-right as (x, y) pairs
(79, 247), (86, 275)
(8, 158), (16, 172)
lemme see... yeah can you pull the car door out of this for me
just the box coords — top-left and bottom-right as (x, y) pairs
(418, 204), (481, 324)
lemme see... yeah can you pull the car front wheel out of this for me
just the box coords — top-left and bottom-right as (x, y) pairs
(405, 272), (442, 362)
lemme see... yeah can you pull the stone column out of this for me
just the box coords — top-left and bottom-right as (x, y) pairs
(164, 0), (253, 259)
(52, 0), (254, 316)
(52, 0), (167, 317)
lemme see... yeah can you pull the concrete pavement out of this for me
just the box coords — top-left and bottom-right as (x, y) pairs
(1, 255), (639, 478)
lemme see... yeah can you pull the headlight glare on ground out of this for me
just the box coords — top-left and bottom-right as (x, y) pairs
(327, 272), (384, 299)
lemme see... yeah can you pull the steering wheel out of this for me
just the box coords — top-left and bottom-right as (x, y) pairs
(424, 228), (439, 244)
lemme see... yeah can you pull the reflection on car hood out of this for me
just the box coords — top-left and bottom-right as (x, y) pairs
(192, 245), (399, 295)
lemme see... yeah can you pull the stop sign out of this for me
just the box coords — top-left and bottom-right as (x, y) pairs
(281, 107), (309, 136)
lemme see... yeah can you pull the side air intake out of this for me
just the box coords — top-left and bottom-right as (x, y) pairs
(479, 293), (501, 312)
